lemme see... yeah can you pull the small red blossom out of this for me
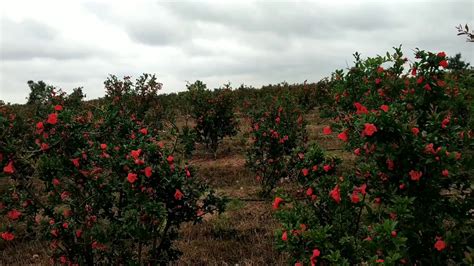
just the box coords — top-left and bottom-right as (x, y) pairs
(54, 105), (63, 111)
(127, 173), (138, 184)
(411, 127), (420, 136)
(376, 259), (385, 263)
(441, 116), (450, 129)
(100, 143), (107, 150)
(174, 189), (184, 200)
(391, 230), (397, 237)
(363, 123), (378, 136)
(130, 149), (141, 160)
(351, 191), (360, 203)
(167, 155), (174, 164)
(411, 67), (417, 76)
(47, 113), (58, 125)
(409, 170), (422, 181)
(434, 238), (446, 251)
(60, 191), (70, 201)
(354, 148), (361, 156)
(275, 117), (281, 124)
(380, 105), (389, 112)
(139, 128), (148, 135)
(1, 232), (15, 241)
(62, 222), (69, 229)
(437, 51), (446, 58)
(71, 158), (80, 168)
(281, 231), (288, 241)
(144, 166), (152, 178)
(338, 131), (348, 142)
(75, 229), (82, 238)
(375, 78), (382, 85)
(442, 169), (449, 177)
(439, 60), (448, 68)
(273, 197), (284, 210)
(36, 121), (44, 130)
(3, 161), (15, 174)
(386, 159), (394, 170)
(7, 209), (21, 220)
(424, 84), (432, 91)
(301, 168), (309, 177)
(322, 126), (332, 135)
(329, 185), (341, 204)
(354, 102), (368, 114)
(306, 187), (313, 196)
(310, 249), (321, 265)
(52, 178), (60, 186)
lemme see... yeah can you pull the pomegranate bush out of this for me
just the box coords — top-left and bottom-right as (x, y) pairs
(275, 48), (473, 264)
(0, 79), (225, 264)
(246, 96), (306, 197)
(186, 81), (238, 158)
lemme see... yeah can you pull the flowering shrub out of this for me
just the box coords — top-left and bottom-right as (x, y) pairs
(186, 81), (238, 158)
(276, 48), (473, 264)
(246, 96), (306, 197)
(0, 80), (225, 264)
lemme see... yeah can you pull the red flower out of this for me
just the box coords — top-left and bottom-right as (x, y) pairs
(127, 173), (138, 184)
(376, 259), (384, 263)
(322, 126), (332, 135)
(62, 222), (69, 229)
(329, 185), (341, 204)
(47, 113), (58, 125)
(377, 66), (384, 73)
(310, 249), (321, 265)
(174, 189), (184, 200)
(295, 262), (302, 266)
(338, 131), (348, 142)
(323, 164), (331, 172)
(275, 117), (281, 124)
(7, 209), (21, 220)
(54, 105), (63, 111)
(41, 143), (49, 151)
(75, 229), (82, 238)
(354, 148), (361, 156)
(60, 191), (70, 201)
(130, 149), (141, 160)
(354, 102), (368, 114)
(1, 232), (15, 241)
(380, 105), (389, 112)
(312, 165), (318, 171)
(358, 184), (367, 195)
(437, 52), (446, 58)
(301, 168), (309, 177)
(411, 67), (417, 76)
(36, 121), (44, 130)
(442, 169), (449, 177)
(51, 229), (59, 237)
(363, 123), (377, 136)
(416, 76), (424, 84)
(424, 84), (432, 91)
(411, 127), (420, 136)
(391, 230), (397, 237)
(100, 143), (107, 150)
(52, 178), (60, 186)
(306, 187), (313, 196)
(409, 170), (422, 181)
(375, 78), (382, 85)
(434, 238), (446, 251)
(441, 116), (450, 129)
(273, 197), (284, 210)
(144, 166), (152, 178)
(71, 158), (80, 168)
(3, 161), (15, 174)
(351, 191), (360, 203)
(139, 128), (148, 135)
(167, 155), (174, 164)
(281, 231), (288, 241)
(439, 60), (448, 68)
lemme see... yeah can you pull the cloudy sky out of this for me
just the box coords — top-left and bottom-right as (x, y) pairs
(1, 0), (473, 103)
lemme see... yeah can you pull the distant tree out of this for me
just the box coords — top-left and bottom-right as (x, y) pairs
(447, 53), (471, 71)
(456, 24), (474, 42)
(26, 80), (54, 105)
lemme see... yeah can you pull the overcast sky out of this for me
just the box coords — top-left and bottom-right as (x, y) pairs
(1, 0), (473, 103)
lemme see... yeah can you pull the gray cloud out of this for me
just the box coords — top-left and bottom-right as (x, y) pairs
(0, 0), (473, 104)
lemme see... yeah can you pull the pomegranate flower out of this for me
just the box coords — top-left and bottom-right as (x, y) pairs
(273, 197), (284, 210)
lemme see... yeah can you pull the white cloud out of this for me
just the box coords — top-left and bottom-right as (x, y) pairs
(0, 0), (473, 103)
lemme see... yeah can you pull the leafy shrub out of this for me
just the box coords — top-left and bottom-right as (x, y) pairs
(0, 79), (225, 264)
(187, 81), (238, 158)
(246, 95), (306, 197)
(276, 48), (473, 264)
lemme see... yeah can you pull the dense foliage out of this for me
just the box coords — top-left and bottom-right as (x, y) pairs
(275, 48), (473, 265)
(0, 76), (225, 264)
